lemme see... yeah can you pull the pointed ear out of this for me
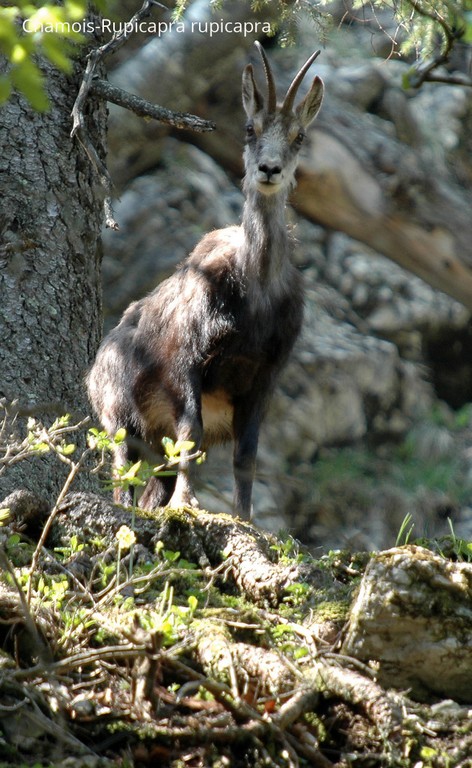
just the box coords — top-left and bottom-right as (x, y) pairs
(242, 64), (264, 118)
(296, 76), (324, 127)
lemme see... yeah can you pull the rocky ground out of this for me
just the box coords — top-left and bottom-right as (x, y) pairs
(0, 468), (471, 768)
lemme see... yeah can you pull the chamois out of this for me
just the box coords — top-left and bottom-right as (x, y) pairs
(87, 43), (324, 520)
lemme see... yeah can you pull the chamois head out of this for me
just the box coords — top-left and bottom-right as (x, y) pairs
(242, 42), (324, 196)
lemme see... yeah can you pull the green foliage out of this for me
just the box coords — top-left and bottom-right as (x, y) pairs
(103, 435), (203, 499)
(270, 534), (306, 564)
(172, 0), (331, 44)
(396, 507), (472, 562)
(0, 0), (96, 109)
(419, 744), (454, 768)
(0, 0), (121, 109)
(138, 582), (198, 646)
(36, 573), (69, 607)
(313, 412), (472, 508)
(395, 512), (416, 546)
(54, 533), (84, 560)
(1, 406), (469, 764)
(2, 532), (32, 567)
(88, 425), (126, 451)
(1, 0), (469, 115)
(283, 581), (311, 606)
(347, 0), (471, 66)
(271, 623), (309, 659)
(444, 517), (472, 561)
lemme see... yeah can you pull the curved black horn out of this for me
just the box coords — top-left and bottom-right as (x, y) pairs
(282, 49), (321, 114)
(254, 41), (277, 113)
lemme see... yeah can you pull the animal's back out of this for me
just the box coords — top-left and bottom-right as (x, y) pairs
(88, 224), (302, 452)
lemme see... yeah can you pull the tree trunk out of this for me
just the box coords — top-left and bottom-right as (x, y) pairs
(0, 57), (106, 501)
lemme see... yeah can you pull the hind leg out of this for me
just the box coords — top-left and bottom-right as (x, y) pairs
(111, 429), (172, 508)
(139, 473), (176, 509)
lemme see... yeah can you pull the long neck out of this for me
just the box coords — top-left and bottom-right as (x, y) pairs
(238, 183), (290, 285)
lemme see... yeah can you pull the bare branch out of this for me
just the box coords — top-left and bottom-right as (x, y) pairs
(419, 70), (472, 87)
(90, 78), (216, 132)
(70, 0), (215, 229)
(71, 47), (119, 230)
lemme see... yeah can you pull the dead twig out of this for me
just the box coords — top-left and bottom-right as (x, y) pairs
(90, 79), (216, 131)
(27, 445), (92, 604)
(316, 661), (403, 739)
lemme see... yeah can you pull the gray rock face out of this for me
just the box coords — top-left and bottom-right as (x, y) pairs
(342, 546), (472, 702)
(321, 232), (469, 345)
(102, 139), (243, 330)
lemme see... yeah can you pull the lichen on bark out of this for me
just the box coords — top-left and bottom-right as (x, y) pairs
(0, 55), (106, 501)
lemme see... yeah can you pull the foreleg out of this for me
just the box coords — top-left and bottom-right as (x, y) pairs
(167, 377), (204, 509)
(139, 474), (176, 509)
(232, 397), (265, 521)
(113, 430), (176, 510)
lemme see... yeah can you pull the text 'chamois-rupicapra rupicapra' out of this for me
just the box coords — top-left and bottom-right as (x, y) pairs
(87, 43), (324, 520)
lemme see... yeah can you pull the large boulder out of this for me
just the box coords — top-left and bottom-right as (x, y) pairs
(342, 546), (472, 702)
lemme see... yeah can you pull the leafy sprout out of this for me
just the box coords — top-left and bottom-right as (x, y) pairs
(0, 0), (94, 109)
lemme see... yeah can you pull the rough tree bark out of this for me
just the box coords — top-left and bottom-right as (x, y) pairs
(0, 55), (106, 500)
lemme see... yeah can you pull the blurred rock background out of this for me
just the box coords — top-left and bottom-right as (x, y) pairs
(100, 0), (472, 551)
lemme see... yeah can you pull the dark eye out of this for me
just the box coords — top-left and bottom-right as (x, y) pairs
(295, 131), (305, 146)
(246, 123), (255, 138)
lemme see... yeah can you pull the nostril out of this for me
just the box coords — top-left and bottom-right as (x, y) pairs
(258, 164), (281, 179)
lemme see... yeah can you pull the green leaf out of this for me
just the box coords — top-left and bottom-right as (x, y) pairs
(164, 549), (180, 563)
(51, 414), (71, 429)
(59, 442), (76, 455)
(162, 436), (177, 457)
(41, 34), (74, 73)
(11, 59), (49, 111)
(88, 427), (113, 450)
(162, 437), (196, 459)
(187, 595), (198, 613)
(0, 11), (19, 57)
(174, 440), (195, 454)
(113, 427), (127, 444)
(64, 0), (88, 21)
(273, 624), (295, 636)
(28, 437), (50, 453)
(121, 460), (143, 480)
(420, 747), (438, 760)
